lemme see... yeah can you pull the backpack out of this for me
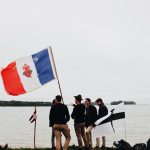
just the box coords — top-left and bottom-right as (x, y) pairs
(132, 143), (146, 150)
(147, 138), (150, 150)
(0, 142), (8, 149)
(113, 139), (132, 150)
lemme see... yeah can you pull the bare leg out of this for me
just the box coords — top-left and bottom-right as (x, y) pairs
(96, 138), (100, 147)
(102, 136), (106, 147)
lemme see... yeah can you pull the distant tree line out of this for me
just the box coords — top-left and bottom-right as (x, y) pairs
(111, 100), (136, 105)
(0, 100), (52, 106)
(0, 100), (136, 106)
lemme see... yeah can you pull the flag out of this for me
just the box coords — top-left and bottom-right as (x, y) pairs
(93, 102), (125, 137)
(29, 109), (37, 123)
(1, 47), (56, 96)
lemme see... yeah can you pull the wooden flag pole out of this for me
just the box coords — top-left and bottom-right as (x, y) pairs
(123, 101), (127, 140)
(49, 47), (64, 104)
(0, 67), (3, 72)
(34, 106), (36, 149)
(124, 122), (127, 140)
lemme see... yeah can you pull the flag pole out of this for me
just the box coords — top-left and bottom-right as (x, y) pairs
(123, 101), (127, 140)
(124, 122), (127, 140)
(49, 46), (64, 104)
(34, 106), (36, 149)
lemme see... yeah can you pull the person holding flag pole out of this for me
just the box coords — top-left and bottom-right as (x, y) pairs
(50, 95), (71, 150)
(49, 47), (72, 150)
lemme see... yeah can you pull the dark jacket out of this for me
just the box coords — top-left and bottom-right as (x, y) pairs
(85, 105), (97, 127)
(49, 103), (70, 126)
(97, 104), (108, 119)
(71, 103), (85, 124)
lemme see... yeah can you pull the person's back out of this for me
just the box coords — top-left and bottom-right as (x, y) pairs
(50, 95), (71, 150)
(71, 103), (85, 124)
(97, 103), (108, 120)
(51, 103), (70, 124)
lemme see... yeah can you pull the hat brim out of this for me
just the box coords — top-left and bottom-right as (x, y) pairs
(74, 96), (83, 100)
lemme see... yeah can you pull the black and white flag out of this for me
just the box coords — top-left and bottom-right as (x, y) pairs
(93, 102), (125, 137)
(29, 109), (37, 123)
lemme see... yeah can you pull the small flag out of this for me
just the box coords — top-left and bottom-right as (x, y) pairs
(1, 47), (56, 95)
(93, 102), (125, 137)
(29, 109), (37, 123)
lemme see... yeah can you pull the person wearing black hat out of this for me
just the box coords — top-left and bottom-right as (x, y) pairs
(95, 98), (108, 148)
(50, 95), (71, 150)
(71, 95), (88, 148)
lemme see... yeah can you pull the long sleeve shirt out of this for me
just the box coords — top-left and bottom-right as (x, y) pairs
(85, 105), (97, 127)
(97, 104), (108, 119)
(71, 103), (86, 124)
(49, 103), (70, 126)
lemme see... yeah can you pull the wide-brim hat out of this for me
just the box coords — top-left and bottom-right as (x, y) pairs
(74, 94), (83, 100)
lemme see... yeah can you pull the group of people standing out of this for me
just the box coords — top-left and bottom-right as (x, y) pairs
(49, 94), (108, 150)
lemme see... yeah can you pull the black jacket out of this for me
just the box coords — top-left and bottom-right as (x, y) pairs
(85, 105), (97, 127)
(97, 104), (108, 119)
(49, 103), (70, 126)
(71, 103), (85, 124)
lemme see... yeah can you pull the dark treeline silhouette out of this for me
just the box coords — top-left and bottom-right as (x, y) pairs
(0, 100), (136, 106)
(111, 100), (136, 105)
(0, 100), (52, 106)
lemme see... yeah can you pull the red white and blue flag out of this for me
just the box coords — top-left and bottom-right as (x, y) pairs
(1, 47), (56, 96)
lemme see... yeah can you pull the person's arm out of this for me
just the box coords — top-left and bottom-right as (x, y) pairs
(49, 108), (51, 121)
(65, 105), (70, 122)
(49, 107), (51, 127)
(49, 106), (54, 127)
(93, 106), (97, 123)
(104, 105), (108, 116)
(71, 107), (75, 119)
(83, 105), (86, 121)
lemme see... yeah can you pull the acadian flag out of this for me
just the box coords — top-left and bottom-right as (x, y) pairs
(1, 47), (56, 96)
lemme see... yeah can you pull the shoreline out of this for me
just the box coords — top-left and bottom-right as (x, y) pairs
(7, 146), (115, 150)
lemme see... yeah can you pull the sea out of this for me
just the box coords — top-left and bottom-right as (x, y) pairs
(0, 105), (150, 148)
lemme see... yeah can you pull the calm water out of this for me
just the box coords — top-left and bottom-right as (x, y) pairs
(0, 105), (150, 148)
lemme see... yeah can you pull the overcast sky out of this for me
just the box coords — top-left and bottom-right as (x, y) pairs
(0, 0), (150, 104)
